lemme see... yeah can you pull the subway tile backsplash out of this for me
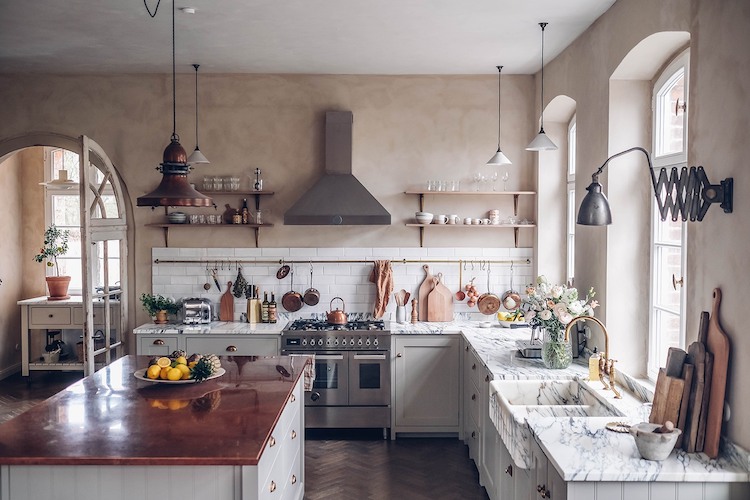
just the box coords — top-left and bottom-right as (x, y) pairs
(152, 247), (533, 322)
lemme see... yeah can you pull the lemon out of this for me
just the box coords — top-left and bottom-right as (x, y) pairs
(160, 367), (170, 380)
(167, 399), (185, 410)
(175, 356), (188, 366)
(156, 357), (172, 368)
(166, 367), (182, 381)
(146, 365), (161, 380)
(188, 361), (197, 369)
(176, 364), (191, 380)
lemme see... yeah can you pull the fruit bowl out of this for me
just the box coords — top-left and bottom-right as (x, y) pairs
(134, 367), (225, 384)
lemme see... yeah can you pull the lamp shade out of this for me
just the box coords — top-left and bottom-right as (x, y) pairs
(487, 149), (512, 166)
(577, 179), (612, 225)
(526, 130), (558, 151)
(187, 147), (209, 164)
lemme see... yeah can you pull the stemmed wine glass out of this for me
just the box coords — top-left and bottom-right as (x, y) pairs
(472, 172), (484, 192)
(491, 171), (499, 191)
(502, 171), (510, 191)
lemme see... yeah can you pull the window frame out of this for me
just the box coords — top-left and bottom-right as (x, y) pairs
(566, 115), (577, 286)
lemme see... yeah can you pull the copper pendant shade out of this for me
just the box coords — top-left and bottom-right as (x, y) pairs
(136, 0), (212, 208)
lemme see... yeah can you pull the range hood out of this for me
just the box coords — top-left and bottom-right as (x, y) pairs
(284, 111), (391, 225)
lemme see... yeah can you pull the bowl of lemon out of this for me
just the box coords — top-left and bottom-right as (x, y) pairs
(497, 310), (528, 328)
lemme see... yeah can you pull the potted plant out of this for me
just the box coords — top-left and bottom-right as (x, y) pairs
(33, 224), (71, 300)
(140, 293), (180, 324)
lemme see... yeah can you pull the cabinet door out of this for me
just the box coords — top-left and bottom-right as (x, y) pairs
(497, 437), (515, 500)
(480, 369), (499, 498)
(137, 335), (180, 356)
(185, 336), (279, 356)
(393, 335), (460, 429)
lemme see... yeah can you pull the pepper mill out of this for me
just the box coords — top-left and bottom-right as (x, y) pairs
(411, 298), (418, 324)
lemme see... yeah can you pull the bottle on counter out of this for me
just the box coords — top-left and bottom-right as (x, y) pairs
(241, 199), (250, 224)
(253, 167), (263, 191)
(589, 347), (600, 381)
(261, 292), (270, 323)
(268, 293), (277, 324)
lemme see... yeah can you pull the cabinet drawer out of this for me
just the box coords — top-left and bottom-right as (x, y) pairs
(465, 378), (481, 429)
(185, 336), (278, 356)
(281, 449), (302, 500)
(137, 335), (180, 356)
(29, 307), (72, 327)
(72, 306), (120, 327)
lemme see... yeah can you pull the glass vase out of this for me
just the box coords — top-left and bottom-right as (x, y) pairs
(541, 327), (573, 369)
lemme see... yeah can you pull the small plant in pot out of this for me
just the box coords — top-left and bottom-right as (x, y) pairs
(140, 293), (180, 324)
(33, 225), (71, 300)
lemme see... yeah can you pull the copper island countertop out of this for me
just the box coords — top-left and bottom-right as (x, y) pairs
(0, 355), (309, 466)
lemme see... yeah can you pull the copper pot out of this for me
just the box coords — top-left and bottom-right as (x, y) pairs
(477, 267), (501, 315)
(303, 266), (320, 306)
(326, 297), (348, 325)
(281, 269), (303, 312)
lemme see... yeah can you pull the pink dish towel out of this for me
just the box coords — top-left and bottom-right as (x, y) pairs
(369, 260), (393, 319)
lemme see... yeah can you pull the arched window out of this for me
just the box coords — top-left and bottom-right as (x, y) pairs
(648, 50), (688, 379)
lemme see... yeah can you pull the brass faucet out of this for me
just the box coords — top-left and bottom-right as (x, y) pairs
(564, 315), (622, 399)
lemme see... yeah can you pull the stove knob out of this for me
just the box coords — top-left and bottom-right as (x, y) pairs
(334, 338), (339, 346)
(349, 338), (355, 346)
(302, 339), (307, 346)
(365, 339), (371, 346)
(326, 338), (331, 346)
(318, 339), (324, 346)
(373, 338), (379, 346)
(358, 338), (363, 346)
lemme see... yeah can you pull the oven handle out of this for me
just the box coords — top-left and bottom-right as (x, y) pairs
(352, 353), (387, 360)
(315, 354), (345, 360)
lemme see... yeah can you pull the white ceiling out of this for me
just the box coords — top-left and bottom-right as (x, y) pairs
(0, 0), (616, 75)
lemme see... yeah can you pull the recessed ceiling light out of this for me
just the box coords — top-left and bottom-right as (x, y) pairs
(180, 7), (197, 14)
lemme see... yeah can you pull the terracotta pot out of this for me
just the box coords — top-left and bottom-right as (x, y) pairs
(46, 276), (71, 300)
(154, 310), (169, 324)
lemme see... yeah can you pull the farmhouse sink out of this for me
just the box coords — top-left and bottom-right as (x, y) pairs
(489, 378), (625, 468)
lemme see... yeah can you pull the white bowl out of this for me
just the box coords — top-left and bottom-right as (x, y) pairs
(415, 213), (433, 224)
(629, 422), (682, 461)
(168, 212), (187, 224)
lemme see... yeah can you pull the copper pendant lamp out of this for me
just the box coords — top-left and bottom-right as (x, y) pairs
(137, 0), (212, 208)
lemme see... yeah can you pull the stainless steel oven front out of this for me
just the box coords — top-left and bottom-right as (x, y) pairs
(281, 320), (391, 432)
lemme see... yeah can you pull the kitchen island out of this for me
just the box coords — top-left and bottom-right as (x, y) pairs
(0, 355), (309, 500)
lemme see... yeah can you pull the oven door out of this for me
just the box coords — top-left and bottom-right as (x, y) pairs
(308, 353), (349, 406)
(348, 351), (390, 406)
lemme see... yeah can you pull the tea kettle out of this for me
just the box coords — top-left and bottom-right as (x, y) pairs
(326, 297), (348, 325)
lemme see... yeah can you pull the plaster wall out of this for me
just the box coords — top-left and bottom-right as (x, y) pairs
(541, 0), (749, 448)
(0, 152), (23, 374)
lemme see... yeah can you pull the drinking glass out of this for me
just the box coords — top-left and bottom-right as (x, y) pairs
(491, 171), (499, 191)
(472, 173), (484, 192)
(502, 171), (510, 191)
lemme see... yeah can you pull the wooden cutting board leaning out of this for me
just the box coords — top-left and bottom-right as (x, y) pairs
(417, 265), (434, 321)
(703, 288), (730, 458)
(427, 273), (454, 322)
(219, 282), (234, 321)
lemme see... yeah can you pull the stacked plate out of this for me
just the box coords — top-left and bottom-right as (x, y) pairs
(167, 212), (187, 224)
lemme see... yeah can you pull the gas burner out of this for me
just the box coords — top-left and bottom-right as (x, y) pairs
(287, 319), (385, 332)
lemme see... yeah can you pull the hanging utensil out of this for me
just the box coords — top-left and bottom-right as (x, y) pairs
(276, 259), (290, 280)
(501, 262), (521, 310)
(203, 265), (212, 291)
(211, 267), (221, 292)
(477, 264), (501, 315)
(232, 264), (247, 298)
(303, 263), (320, 306)
(455, 260), (466, 301)
(281, 266), (303, 312)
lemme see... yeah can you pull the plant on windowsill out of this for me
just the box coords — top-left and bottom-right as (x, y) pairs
(33, 224), (71, 300)
(140, 293), (180, 324)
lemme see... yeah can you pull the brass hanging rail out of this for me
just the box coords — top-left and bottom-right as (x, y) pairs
(153, 257), (531, 266)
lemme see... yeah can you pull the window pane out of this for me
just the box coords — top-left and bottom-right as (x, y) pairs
(51, 195), (80, 226)
(51, 149), (80, 182)
(655, 69), (685, 157)
(654, 245), (682, 310)
(54, 258), (83, 292)
(654, 216), (682, 244)
(654, 309), (681, 367)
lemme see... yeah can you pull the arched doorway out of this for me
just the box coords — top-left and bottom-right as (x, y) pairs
(0, 132), (131, 376)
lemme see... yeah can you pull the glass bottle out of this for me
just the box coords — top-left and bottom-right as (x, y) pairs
(268, 293), (277, 324)
(253, 167), (263, 191)
(241, 198), (250, 224)
(261, 292), (269, 323)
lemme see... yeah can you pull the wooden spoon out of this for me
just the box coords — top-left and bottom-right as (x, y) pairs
(455, 262), (466, 301)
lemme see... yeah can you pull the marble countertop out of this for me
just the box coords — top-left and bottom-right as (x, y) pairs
(134, 321), (285, 334)
(0, 355), (308, 465)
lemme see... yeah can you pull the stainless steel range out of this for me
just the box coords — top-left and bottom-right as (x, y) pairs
(281, 319), (390, 433)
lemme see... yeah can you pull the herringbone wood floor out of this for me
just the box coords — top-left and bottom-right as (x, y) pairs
(305, 430), (489, 500)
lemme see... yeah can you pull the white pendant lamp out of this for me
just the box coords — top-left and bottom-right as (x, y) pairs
(487, 65), (512, 166)
(187, 63), (210, 164)
(526, 22), (558, 151)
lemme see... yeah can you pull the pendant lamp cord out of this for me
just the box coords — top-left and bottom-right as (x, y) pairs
(193, 64), (200, 149)
(171, 0), (178, 142)
(496, 65), (503, 150)
(539, 22), (547, 132)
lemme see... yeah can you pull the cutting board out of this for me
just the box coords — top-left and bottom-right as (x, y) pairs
(684, 332), (707, 453)
(649, 368), (684, 427)
(417, 265), (434, 322)
(427, 274), (453, 322)
(676, 363), (693, 449)
(219, 282), (234, 321)
(703, 288), (729, 458)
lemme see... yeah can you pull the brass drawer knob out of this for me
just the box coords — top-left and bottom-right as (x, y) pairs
(505, 465), (513, 477)
(471, 394), (476, 401)
(269, 437), (276, 448)
(291, 429), (297, 440)
(291, 474), (297, 485)
(269, 480), (276, 493)
(290, 394), (296, 403)
(472, 363), (476, 370)
(226, 345), (238, 352)
(153, 339), (165, 346)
